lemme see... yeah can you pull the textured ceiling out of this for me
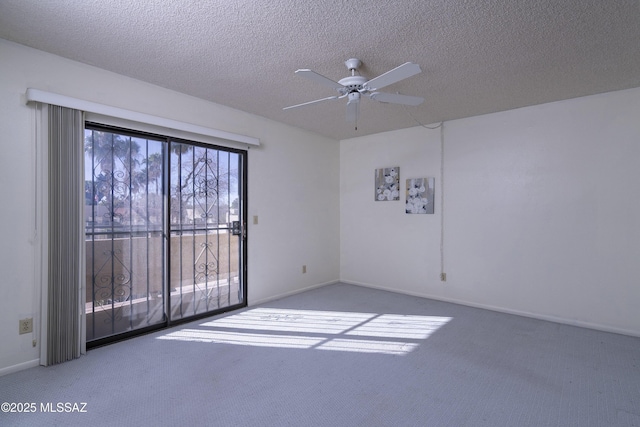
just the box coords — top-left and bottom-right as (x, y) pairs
(1, 0), (639, 140)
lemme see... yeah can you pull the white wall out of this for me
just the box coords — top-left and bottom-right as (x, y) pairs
(0, 39), (340, 374)
(341, 87), (640, 336)
(340, 126), (444, 294)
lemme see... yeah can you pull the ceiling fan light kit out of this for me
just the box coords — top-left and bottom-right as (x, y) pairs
(284, 58), (425, 124)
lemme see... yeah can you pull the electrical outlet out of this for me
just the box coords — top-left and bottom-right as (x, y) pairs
(19, 318), (33, 334)
(440, 272), (447, 282)
(302, 265), (307, 274)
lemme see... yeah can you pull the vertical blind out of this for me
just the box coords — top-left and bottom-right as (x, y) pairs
(47, 105), (85, 364)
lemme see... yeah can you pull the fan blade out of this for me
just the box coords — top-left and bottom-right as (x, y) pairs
(346, 97), (359, 123)
(283, 96), (339, 110)
(363, 62), (422, 91)
(295, 69), (345, 92)
(369, 92), (424, 106)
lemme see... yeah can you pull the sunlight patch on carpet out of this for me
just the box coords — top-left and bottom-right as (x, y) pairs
(157, 308), (452, 356)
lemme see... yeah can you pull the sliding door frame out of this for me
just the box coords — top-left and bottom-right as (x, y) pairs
(85, 123), (248, 348)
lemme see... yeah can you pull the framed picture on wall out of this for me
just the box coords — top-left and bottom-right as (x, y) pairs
(406, 177), (435, 214)
(375, 167), (400, 201)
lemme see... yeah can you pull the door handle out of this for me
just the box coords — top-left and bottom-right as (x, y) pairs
(231, 221), (241, 236)
(231, 221), (247, 240)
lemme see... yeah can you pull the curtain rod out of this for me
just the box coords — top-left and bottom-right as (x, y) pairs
(25, 88), (260, 146)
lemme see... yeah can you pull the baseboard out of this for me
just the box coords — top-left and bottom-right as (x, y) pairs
(340, 279), (640, 338)
(0, 359), (40, 377)
(249, 279), (339, 307)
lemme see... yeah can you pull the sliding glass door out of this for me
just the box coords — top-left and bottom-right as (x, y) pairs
(169, 141), (245, 320)
(84, 128), (166, 342)
(84, 125), (246, 344)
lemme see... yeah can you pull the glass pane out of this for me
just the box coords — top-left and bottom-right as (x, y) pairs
(85, 129), (165, 341)
(169, 142), (243, 320)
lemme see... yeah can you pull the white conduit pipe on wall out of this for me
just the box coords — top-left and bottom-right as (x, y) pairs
(440, 122), (446, 281)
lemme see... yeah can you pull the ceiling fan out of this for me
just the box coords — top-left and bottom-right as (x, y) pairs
(283, 58), (424, 123)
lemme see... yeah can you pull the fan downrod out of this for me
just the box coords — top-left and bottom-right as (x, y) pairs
(339, 58), (366, 91)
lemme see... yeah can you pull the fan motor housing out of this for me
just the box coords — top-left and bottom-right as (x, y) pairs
(338, 75), (367, 92)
